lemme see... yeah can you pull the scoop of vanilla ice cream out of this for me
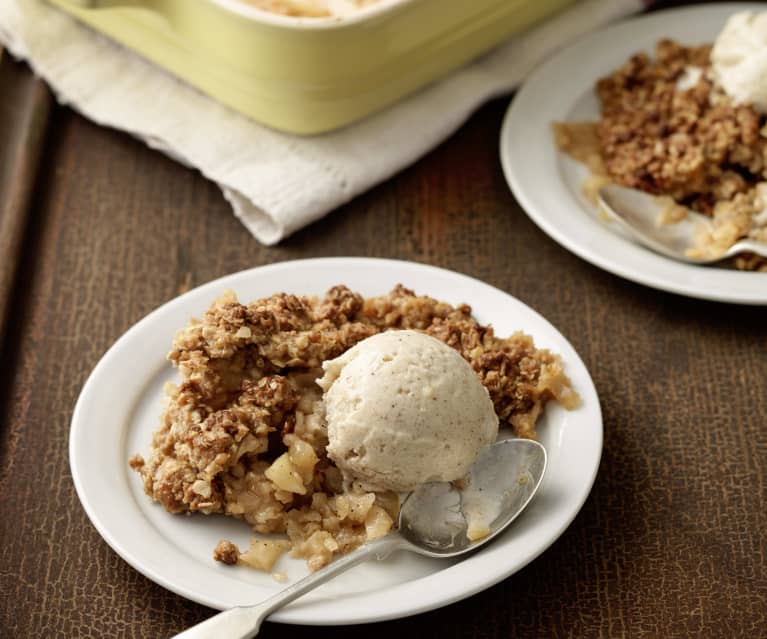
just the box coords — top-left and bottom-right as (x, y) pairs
(317, 330), (498, 493)
(711, 11), (767, 113)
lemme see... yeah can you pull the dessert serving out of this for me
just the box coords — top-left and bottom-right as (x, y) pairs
(554, 11), (767, 271)
(129, 284), (578, 574)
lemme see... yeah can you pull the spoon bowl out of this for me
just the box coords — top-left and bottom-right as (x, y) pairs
(173, 438), (547, 639)
(597, 184), (767, 264)
(399, 438), (546, 556)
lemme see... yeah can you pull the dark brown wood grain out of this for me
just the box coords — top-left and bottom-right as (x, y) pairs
(0, 49), (52, 354)
(1, 6), (767, 636)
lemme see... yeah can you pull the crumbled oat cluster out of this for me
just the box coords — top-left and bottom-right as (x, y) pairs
(130, 285), (576, 570)
(595, 39), (767, 212)
(555, 39), (767, 271)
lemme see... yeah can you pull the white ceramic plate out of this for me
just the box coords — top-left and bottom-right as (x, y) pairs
(70, 258), (601, 625)
(501, 3), (767, 305)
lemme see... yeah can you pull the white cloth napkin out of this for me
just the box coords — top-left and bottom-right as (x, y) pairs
(1, 0), (645, 245)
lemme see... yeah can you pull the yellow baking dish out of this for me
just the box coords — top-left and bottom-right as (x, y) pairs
(50, 0), (576, 134)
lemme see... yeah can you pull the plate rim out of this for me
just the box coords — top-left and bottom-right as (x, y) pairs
(69, 257), (603, 625)
(500, 2), (767, 306)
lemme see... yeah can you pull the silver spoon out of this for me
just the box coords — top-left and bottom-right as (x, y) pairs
(597, 184), (767, 264)
(173, 438), (547, 639)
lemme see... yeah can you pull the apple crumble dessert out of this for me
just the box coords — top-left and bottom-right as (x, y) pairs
(129, 285), (578, 572)
(554, 38), (767, 270)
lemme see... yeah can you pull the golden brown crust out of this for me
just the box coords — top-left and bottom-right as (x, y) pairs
(595, 40), (766, 213)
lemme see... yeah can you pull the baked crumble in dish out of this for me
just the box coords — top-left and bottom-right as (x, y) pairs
(242, 0), (386, 18)
(129, 285), (578, 572)
(554, 39), (767, 271)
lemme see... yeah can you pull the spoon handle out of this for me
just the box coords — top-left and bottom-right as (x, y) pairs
(171, 535), (404, 639)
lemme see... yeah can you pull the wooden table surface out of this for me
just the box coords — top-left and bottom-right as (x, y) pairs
(1, 5), (766, 636)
